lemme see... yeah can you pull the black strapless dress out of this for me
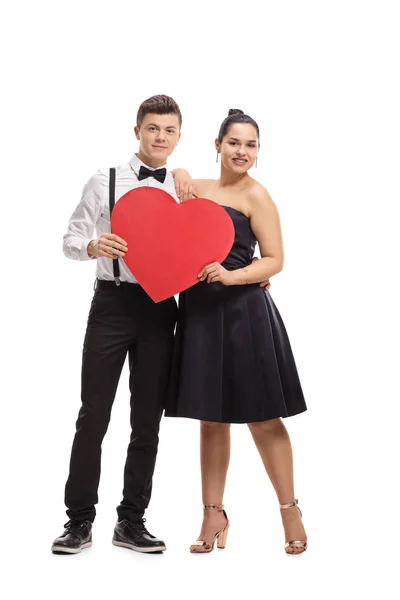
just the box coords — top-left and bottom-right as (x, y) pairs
(165, 206), (307, 424)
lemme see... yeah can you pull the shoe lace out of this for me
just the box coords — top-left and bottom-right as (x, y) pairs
(126, 518), (151, 538)
(64, 520), (84, 531)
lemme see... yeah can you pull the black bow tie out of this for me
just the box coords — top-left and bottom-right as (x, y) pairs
(138, 165), (167, 184)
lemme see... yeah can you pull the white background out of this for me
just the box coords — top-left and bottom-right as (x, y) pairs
(1, 0), (399, 598)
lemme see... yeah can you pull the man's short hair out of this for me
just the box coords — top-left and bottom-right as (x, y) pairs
(136, 95), (182, 129)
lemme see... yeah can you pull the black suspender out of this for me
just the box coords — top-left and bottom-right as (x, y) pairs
(109, 167), (120, 285)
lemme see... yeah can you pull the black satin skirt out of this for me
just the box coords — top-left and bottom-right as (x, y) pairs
(165, 281), (307, 424)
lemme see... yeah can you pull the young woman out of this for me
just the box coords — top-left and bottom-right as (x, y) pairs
(166, 110), (308, 555)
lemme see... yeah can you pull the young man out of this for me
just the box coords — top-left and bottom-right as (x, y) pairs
(52, 95), (183, 554)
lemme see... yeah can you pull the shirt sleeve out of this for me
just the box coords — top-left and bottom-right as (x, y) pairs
(166, 172), (180, 203)
(63, 171), (105, 261)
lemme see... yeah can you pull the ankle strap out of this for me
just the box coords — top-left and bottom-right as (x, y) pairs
(204, 504), (224, 510)
(280, 499), (298, 510)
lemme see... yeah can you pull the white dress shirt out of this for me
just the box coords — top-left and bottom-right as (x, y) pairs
(63, 154), (179, 283)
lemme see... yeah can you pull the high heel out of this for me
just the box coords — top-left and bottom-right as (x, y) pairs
(280, 499), (308, 554)
(190, 504), (230, 553)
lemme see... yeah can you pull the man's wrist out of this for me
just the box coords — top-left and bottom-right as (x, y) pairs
(87, 239), (98, 258)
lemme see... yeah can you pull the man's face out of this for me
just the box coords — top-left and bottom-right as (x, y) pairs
(135, 113), (181, 167)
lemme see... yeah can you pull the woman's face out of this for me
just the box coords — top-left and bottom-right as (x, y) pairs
(217, 123), (259, 173)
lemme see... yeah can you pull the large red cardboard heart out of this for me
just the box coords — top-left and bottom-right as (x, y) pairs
(111, 187), (235, 302)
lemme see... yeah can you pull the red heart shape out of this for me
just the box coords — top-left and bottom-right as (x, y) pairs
(111, 187), (235, 302)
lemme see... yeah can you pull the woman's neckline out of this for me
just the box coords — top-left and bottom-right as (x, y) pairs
(220, 205), (250, 220)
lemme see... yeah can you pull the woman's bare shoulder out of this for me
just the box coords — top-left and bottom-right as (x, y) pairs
(193, 179), (216, 196)
(248, 179), (276, 210)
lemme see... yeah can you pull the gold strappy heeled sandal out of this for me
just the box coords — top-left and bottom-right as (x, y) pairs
(190, 504), (230, 553)
(280, 499), (308, 554)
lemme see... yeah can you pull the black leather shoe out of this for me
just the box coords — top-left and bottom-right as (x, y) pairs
(51, 520), (92, 554)
(112, 519), (166, 553)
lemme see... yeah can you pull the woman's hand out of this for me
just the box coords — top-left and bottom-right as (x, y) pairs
(198, 259), (272, 288)
(198, 262), (236, 286)
(252, 257), (271, 290)
(172, 169), (196, 202)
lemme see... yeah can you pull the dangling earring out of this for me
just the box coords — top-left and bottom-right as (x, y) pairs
(255, 157), (258, 168)
(216, 152), (219, 163)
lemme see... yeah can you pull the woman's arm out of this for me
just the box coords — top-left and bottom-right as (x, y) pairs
(198, 186), (283, 286)
(232, 186), (284, 285)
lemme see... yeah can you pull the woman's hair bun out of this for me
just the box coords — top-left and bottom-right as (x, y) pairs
(228, 108), (244, 116)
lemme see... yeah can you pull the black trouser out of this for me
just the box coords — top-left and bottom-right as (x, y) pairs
(64, 280), (178, 523)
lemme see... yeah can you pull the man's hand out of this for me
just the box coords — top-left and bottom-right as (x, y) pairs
(87, 233), (128, 259)
(173, 169), (196, 202)
(251, 257), (271, 290)
(176, 181), (195, 202)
